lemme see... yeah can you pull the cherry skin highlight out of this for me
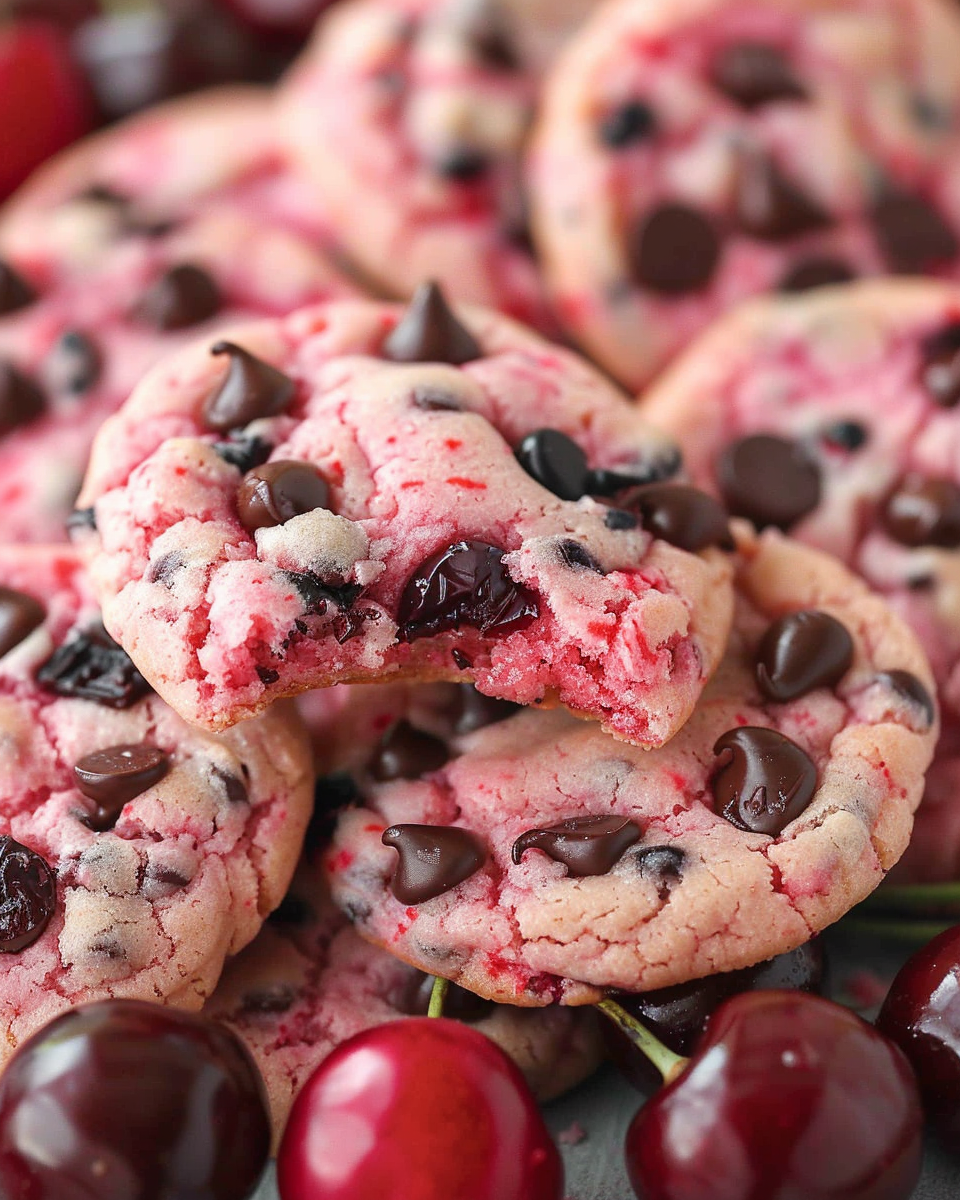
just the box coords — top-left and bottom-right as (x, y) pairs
(276, 1017), (564, 1200)
(625, 990), (922, 1200)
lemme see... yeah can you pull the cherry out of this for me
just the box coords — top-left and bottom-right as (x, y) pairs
(276, 1017), (564, 1200)
(877, 922), (960, 1146)
(0, 998), (270, 1199)
(616, 991), (922, 1200)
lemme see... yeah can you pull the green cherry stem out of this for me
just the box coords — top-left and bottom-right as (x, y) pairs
(597, 998), (688, 1085)
(427, 976), (449, 1019)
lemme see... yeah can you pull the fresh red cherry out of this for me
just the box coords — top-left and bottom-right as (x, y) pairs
(0, 999), (270, 1200)
(877, 922), (960, 1146)
(620, 991), (922, 1200)
(277, 1017), (564, 1200)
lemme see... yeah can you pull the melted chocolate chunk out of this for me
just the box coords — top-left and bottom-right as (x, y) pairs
(370, 721), (450, 781)
(435, 147), (489, 181)
(66, 507), (97, 534)
(213, 435), (273, 473)
(512, 815), (642, 876)
(0, 587), (44, 659)
(0, 836), (56, 952)
(712, 727), (818, 836)
(872, 191), (960, 274)
(779, 257), (855, 293)
(236, 461), (330, 532)
(710, 42), (806, 108)
(820, 420), (868, 451)
(877, 670), (936, 727)
(717, 434), (821, 530)
(381, 824), (486, 904)
(133, 263), (222, 330)
(588, 445), (684, 495)
(0, 361), (45, 434)
(883, 475), (960, 548)
(398, 540), (539, 642)
(621, 483), (733, 552)
(0, 261), (36, 316)
(558, 540), (605, 573)
(383, 282), (482, 365)
(43, 330), (103, 396)
(285, 571), (362, 614)
(397, 971), (496, 1021)
(921, 322), (960, 408)
(631, 204), (720, 295)
(515, 429), (589, 500)
(74, 744), (170, 831)
(604, 508), (639, 531)
(204, 342), (296, 433)
(734, 149), (829, 241)
(441, 684), (521, 734)
(600, 101), (657, 148)
(756, 610), (854, 703)
(37, 623), (151, 708)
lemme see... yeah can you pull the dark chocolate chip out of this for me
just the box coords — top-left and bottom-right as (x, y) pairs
(604, 508), (639, 531)
(398, 540), (539, 642)
(820, 420), (868, 451)
(634, 845), (685, 892)
(0, 361), (45, 434)
(0, 587), (45, 659)
(381, 824), (486, 904)
(370, 720), (450, 781)
(621, 483), (733, 551)
(133, 263), (222, 330)
(396, 972), (495, 1022)
(442, 684), (521, 734)
(717, 433), (821, 530)
(383, 282), (482, 365)
(204, 342), (296, 433)
(589, 446), (684, 497)
(435, 148), (489, 181)
(872, 191), (960, 274)
(779, 256), (855, 293)
(66, 507), (97, 534)
(921, 322), (960, 408)
(599, 101), (657, 148)
(452, 648), (472, 670)
(557, 540), (605, 573)
(876, 670), (935, 727)
(710, 42), (806, 108)
(712, 727), (818, 836)
(213, 766), (248, 805)
(511, 815), (642, 876)
(36, 622), (151, 708)
(631, 204), (721, 295)
(256, 666), (279, 686)
(883, 474), (960, 548)
(236, 461), (330, 533)
(412, 385), (463, 411)
(734, 149), (830, 241)
(0, 836), (56, 952)
(43, 330), (103, 397)
(307, 772), (362, 856)
(515, 428), (590, 500)
(212, 435), (274, 473)
(0, 261), (36, 316)
(285, 571), (362, 615)
(756, 610), (854, 702)
(146, 553), (182, 586)
(74, 743), (170, 830)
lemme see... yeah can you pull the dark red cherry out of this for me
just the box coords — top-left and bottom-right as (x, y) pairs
(277, 1018), (563, 1200)
(625, 991), (922, 1200)
(0, 998), (270, 1200)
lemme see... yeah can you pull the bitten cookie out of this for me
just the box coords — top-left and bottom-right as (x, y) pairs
(529, 0), (960, 388)
(76, 287), (734, 743)
(0, 545), (313, 1064)
(324, 531), (936, 1003)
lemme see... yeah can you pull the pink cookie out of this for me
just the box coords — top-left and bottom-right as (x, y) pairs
(324, 532), (936, 1003)
(529, 0), (960, 389)
(641, 279), (960, 881)
(76, 287), (734, 742)
(0, 545), (313, 1064)
(279, 0), (593, 330)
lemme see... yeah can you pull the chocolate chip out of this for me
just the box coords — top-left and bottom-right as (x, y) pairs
(146, 553), (182, 586)
(883, 475), (960, 548)
(779, 257), (855, 293)
(712, 727), (817, 836)
(631, 204), (720, 295)
(396, 972), (495, 1022)
(820, 420), (868, 451)
(512, 815), (642, 876)
(558, 540), (605, 573)
(0, 361), (45, 434)
(213, 435), (274, 473)
(307, 772), (362, 855)
(66, 507), (97, 534)
(213, 766), (248, 805)
(398, 540), (539, 642)
(756, 611), (854, 702)
(383, 282), (482, 365)
(285, 571), (362, 615)
(604, 509), (639, 531)
(204, 342), (296, 433)
(133, 263), (222, 330)
(37, 622), (151, 708)
(74, 744), (170, 830)
(0, 587), (44, 658)
(634, 845), (685, 894)
(0, 261), (36, 316)
(256, 666), (279, 685)
(515, 429), (589, 500)
(872, 191), (960, 274)
(242, 985), (296, 1015)
(370, 721), (450, 781)
(442, 684), (521, 734)
(710, 42), (806, 108)
(452, 648), (472, 670)
(435, 148), (489, 181)
(412, 385), (463, 411)
(43, 330), (103, 396)
(462, 5), (518, 71)
(0, 836), (56, 952)
(588, 446), (685, 496)
(876, 670), (935, 727)
(236, 461), (330, 533)
(921, 322), (960, 408)
(734, 149), (829, 241)
(381, 824), (486, 904)
(621, 484), (733, 551)
(599, 101), (657, 148)
(717, 434), (821, 530)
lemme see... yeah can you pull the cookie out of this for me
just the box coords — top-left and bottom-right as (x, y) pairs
(76, 286), (734, 743)
(640, 279), (960, 881)
(0, 545), (313, 1064)
(279, 0), (592, 330)
(529, 0), (960, 388)
(323, 531), (936, 1003)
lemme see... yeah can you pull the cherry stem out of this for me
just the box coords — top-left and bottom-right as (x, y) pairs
(597, 998), (687, 1084)
(427, 976), (449, 1019)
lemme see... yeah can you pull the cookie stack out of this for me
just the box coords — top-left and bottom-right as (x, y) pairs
(0, 0), (959, 1180)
